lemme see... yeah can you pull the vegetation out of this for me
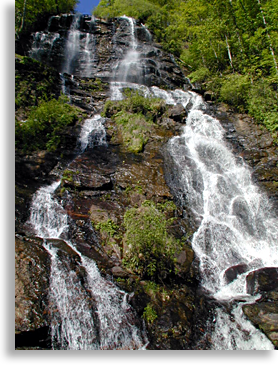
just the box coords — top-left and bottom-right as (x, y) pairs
(94, 219), (121, 246)
(15, 56), (60, 111)
(95, 0), (278, 142)
(102, 90), (166, 152)
(142, 303), (158, 324)
(15, 56), (83, 154)
(15, 96), (80, 152)
(15, 0), (78, 36)
(122, 200), (182, 282)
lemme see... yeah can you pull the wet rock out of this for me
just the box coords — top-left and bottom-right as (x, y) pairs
(63, 147), (118, 191)
(15, 236), (50, 334)
(239, 264), (278, 346)
(18, 16), (190, 90)
(243, 302), (278, 349)
(224, 263), (249, 284)
(175, 246), (195, 277)
(246, 267), (278, 295)
(216, 103), (278, 209)
(167, 104), (187, 122)
(130, 282), (196, 350)
(112, 266), (129, 278)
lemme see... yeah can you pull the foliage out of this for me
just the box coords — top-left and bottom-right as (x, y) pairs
(16, 0), (79, 36)
(15, 56), (60, 111)
(95, 219), (120, 240)
(247, 78), (278, 142)
(220, 73), (250, 109)
(15, 96), (80, 152)
(142, 303), (158, 324)
(122, 200), (182, 281)
(102, 90), (166, 153)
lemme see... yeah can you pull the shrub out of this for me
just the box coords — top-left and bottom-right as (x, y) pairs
(15, 96), (80, 152)
(247, 79), (278, 143)
(114, 112), (152, 153)
(122, 200), (182, 281)
(142, 303), (158, 324)
(220, 73), (250, 109)
(188, 67), (210, 84)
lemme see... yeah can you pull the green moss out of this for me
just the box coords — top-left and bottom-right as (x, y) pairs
(102, 90), (167, 153)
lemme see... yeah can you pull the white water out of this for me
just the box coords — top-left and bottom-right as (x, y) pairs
(113, 16), (142, 83)
(79, 114), (107, 153)
(28, 118), (147, 350)
(80, 16), (98, 77)
(63, 15), (81, 74)
(165, 89), (278, 349)
(109, 78), (277, 349)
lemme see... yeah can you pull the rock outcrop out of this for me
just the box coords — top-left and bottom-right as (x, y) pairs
(242, 268), (278, 349)
(17, 15), (189, 90)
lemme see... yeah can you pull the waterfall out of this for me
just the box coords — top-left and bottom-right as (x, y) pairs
(78, 114), (107, 153)
(28, 117), (147, 350)
(164, 89), (278, 350)
(79, 16), (98, 78)
(112, 16), (142, 84)
(30, 31), (60, 61)
(63, 15), (81, 75)
(109, 80), (278, 349)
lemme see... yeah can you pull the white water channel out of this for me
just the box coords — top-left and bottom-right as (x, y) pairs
(165, 92), (278, 349)
(29, 116), (147, 350)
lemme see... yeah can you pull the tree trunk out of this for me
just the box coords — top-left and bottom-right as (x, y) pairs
(225, 34), (234, 72)
(257, 0), (278, 75)
(19, 0), (28, 33)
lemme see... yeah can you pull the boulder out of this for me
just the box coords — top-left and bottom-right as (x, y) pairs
(246, 267), (278, 295)
(243, 302), (278, 349)
(15, 236), (50, 334)
(167, 104), (187, 122)
(112, 266), (129, 278)
(224, 263), (249, 284)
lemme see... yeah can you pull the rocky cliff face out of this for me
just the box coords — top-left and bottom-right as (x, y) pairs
(15, 14), (278, 350)
(17, 15), (188, 89)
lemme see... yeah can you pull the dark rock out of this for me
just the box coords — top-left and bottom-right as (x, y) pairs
(224, 263), (249, 284)
(17, 15), (190, 90)
(167, 104), (187, 122)
(15, 236), (50, 334)
(215, 103), (278, 209)
(246, 267), (278, 295)
(175, 246), (195, 277)
(63, 147), (118, 191)
(112, 266), (129, 278)
(243, 302), (278, 349)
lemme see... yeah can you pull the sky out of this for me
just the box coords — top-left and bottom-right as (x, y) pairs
(75, 0), (101, 15)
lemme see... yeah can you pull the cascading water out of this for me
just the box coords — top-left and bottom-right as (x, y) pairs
(30, 15), (98, 78)
(63, 15), (81, 75)
(165, 90), (278, 349)
(112, 16), (142, 85)
(78, 114), (107, 153)
(28, 116), (147, 350)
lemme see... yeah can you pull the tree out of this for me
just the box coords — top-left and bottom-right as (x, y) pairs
(15, 0), (79, 35)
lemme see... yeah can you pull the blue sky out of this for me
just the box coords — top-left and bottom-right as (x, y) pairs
(75, 0), (101, 15)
